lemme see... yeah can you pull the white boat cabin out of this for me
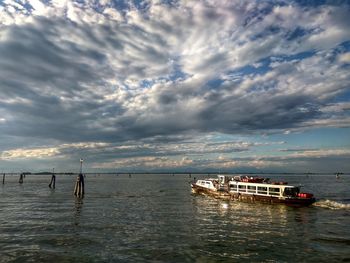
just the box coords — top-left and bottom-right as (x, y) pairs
(195, 175), (301, 198)
(195, 179), (217, 191)
(228, 181), (300, 198)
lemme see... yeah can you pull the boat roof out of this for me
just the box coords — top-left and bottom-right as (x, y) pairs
(195, 175), (301, 188)
(197, 178), (218, 182)
(229, 181), (298, 188)
(217, 174), (299, 188)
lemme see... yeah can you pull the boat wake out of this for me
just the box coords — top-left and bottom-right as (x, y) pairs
(313, 199), (350, 210)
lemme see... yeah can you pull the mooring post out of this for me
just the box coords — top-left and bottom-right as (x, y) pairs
(52, 174), (56, 188)
(19, 173), (24, 184)
(80, 173), (84, 195)
(49, 174), (56, 189)
(74, 159), (85, 198)
(74, 173), (84, 197)
(2, 173), (5, 184)
(49, 169), (56, 189)
(74, 177), (79, 195)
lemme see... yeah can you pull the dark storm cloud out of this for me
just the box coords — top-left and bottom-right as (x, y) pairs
(0, 19), (103, 92)
(0, 10), (174, 141)
(0, 17), (129, 142)
(197, 93), (321, 133)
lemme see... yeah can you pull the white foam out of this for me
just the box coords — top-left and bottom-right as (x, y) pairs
(221, 203), (229, 209)
(313, 199), (350, 210)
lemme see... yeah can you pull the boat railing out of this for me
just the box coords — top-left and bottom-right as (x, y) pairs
(229, 182), (287, 197)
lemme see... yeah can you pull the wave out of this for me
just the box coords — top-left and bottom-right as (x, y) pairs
(313, 199), (350, 210)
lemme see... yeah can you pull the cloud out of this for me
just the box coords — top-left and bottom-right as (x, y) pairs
(0, 0), (349, 171)
(94, 156), (195, 169)
(89, 147), (350, 172)
(338, 52), (350, 64)
(190, 148), (350, 172)
(0, 138), (267, 160)
(0, 142), (109, 160)
(1, 147), (60, 159)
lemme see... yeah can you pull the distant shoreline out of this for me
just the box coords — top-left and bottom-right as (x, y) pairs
(2, 172), (349, 176)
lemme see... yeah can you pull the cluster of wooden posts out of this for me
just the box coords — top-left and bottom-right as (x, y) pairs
(2, 173), (27, 184)
(2, 172), (85, 198)
(2, 159), (85, 198)
(2, 164), (202, 196)
(1, 173), (26, 184)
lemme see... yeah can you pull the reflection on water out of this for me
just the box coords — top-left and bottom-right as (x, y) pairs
(74, 197), (84, 226)
(193, 195), (291, 228)
(189, 190), (348, 262)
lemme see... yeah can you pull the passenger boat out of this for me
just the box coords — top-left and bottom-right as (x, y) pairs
(191, 175), (316, 206)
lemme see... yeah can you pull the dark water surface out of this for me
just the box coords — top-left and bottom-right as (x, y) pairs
(1, 174), (350, 262)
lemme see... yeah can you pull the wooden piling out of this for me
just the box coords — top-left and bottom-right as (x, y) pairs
(2, 173), (5, 184)
(74, 159), (85, 198)
(19, 173), (24, 184)
(74, 173), (85, 197)
(74, 178), (78, 195)
(49, 174), (56, 189)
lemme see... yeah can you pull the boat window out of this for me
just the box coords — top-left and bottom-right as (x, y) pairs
(269, 187), (280, 196)
(238, 185), (246, 192)
(230, 185), (238, 191)
(257, 186), (267, 195)
(283, 187), (299, 196)
(247, 185), (256, 193)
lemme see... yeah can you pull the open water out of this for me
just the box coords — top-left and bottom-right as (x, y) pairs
(0, 173), (350, 262)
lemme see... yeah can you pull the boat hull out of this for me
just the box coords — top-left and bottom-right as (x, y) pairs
(191, 184), (316, 206)
(191, 183), (231, 200)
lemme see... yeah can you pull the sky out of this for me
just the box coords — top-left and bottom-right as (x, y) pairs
(0, 0), (350, 173)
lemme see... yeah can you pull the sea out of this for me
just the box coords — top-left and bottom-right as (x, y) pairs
(0, 173), (349, 262)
